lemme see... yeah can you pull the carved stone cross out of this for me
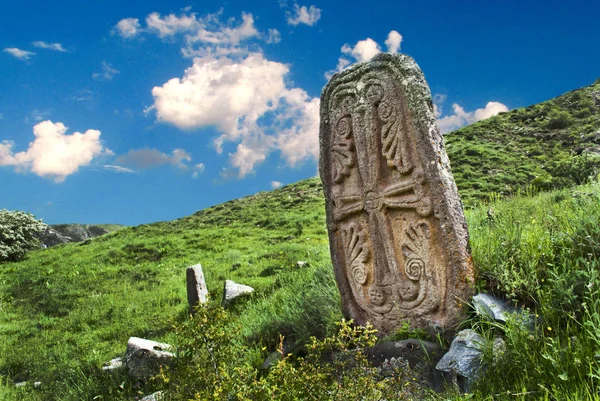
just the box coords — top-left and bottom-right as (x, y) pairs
(320, 53), (474, 335)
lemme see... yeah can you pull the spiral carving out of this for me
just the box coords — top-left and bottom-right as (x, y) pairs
(404, 256), (424, 281)
(341, 222), (370, 286)
(332, 116), (355, 183)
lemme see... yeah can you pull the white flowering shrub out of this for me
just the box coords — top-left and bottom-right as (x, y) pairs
(0, 209), (47, 262)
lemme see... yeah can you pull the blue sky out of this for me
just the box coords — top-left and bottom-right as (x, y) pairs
(1, 0), (599, 225)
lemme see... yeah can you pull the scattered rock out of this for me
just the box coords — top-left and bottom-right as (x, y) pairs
(296, 261), (308, 268)
(14, 382), (27, 388)
(472, 293), (536, 329)
(222, 280), (254, 307)
(366, 339), (442, 368)
(140, 391), (164, 401)
(124, 337), (174, 381)
(436, 329), (505, 393)
(186, 264), (209, 310)
(102, 357), (125, 372)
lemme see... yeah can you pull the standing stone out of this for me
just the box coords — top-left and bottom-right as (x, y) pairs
(319, 53), (474, 335)
(186, 264), (209, 309)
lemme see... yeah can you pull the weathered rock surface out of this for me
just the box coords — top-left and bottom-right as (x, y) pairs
(186, 264), (208, 309)
(222, 280), (254, 307)
(37, 224), (121, 248)
(472, 293), (536, 328)
(140, 391), (164, 401)
(124, 337), (174, 381)
(319, 53), (474, 336)
(436, 329), (505, 392)
(102, 357), (125, 372)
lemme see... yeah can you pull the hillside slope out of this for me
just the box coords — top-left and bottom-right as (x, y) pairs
(446, 78), (600, 202)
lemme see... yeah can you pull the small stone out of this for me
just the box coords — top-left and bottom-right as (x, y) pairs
(14, 382), (27, 388)
(222, 280), (254, 307)
(124, 337), (174, 381)
(102, 357), (125, 372)
(261, 351), (283, 370)
(140, 391), (164, 401)
(472, 293), (537, 329)
(33, 382), (41, 388)
(186, 264), (209, 309)
(296, 261), (308, 268)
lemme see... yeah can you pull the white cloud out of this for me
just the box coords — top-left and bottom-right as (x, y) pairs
(326, 30), (402, 78)
(271, 181), (283, 189)
(3, 47), (35, 60)
(436, 100), (509, 134)
(432, 94), (447, 118)
(115, 148), (192, 170)
(32, 41), (66, 52)
(146, 11), (199, 37)
(102, 165), (136, 173)
(92, 61), (119, 80)
(113, 18), (141, 38)
(266, 28), (281, 44)
(192, 163), (205, 178)
(0, 120), (110, 182)
(384, 30), (402, 54)
(149, 52), (319, 177)
(286, 4), (322, 26)
(342, 38), (381, 63)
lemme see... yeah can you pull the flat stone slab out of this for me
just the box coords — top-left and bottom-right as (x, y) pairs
(186, 263), (209, 309)
(124, 337), (174, 381)
(319, 53), (474, 335)
(222, 280), (254, 307)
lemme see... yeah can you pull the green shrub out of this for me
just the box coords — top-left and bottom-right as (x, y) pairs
(0, 210), (46, 262)
(546, 109), (574, 130)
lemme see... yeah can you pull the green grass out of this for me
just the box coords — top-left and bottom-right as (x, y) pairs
(2, 79), (600, 400)
(446, 78), (600, 203)
(4, 177), (600, 399)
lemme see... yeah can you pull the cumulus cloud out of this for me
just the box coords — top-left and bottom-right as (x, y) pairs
(115, 10), (264, 58)
(148, 52), (319, 177)
(3, 47), (35, 60)
(286, 4), (322, 26)
(326, 30), (402, 79)
(384, 30), (402, 54)
(92, 61), (119, 80)
(436, 99), (509, 134)
(0, 120), (110, 182)
(271, 181), (283, 189)
(114, 148), (192, 170)
(32, 41), (66, 52)
(113, 18), (141, 38)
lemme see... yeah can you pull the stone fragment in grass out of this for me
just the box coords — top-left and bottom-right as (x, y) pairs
(124, 337), (174, 381)
(436, 329), (505, 393)
(296, 260), (308, 268)
(102, 357), (125, 372)
(140, 391), (164, 401)
(472, 293), (536, 329)
(186, 263), (209, 310)
(222, 280), (254, 307)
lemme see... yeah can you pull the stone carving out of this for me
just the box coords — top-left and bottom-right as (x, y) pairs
(319, 53), (474, 335)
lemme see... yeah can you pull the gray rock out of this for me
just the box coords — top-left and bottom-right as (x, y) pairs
(14, 382), (27, 388)
(436, 329), (505, 392)
(472, 293), (536, 329)
(222, 280), (254, 307)
(102, 357), (125, 372)
(261, 351), (283, 370)
(472, 293), (516, 322)
(140, 391), (164, 401)
(296, 261), (308, 268)
(186, 264), (209, 310)
(124, 337), (174, 381)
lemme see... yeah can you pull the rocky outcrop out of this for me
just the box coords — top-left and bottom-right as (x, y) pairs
(124, 337), (174, 381)
(37, 224), (122, 248)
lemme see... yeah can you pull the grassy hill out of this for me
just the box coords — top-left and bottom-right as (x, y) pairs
(2, 80), (600, 400)
(446, 78), (600, 203)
